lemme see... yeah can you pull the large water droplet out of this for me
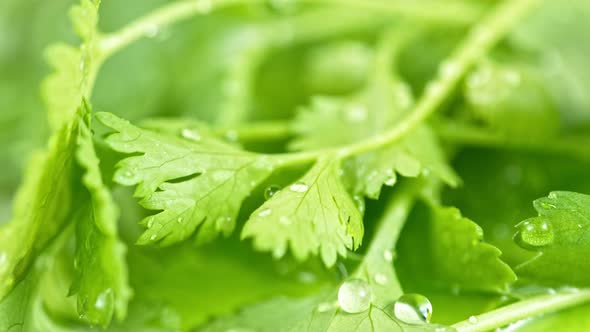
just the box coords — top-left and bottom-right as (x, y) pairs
(264, 185), (281, 200)
(338, 279), (372, 313)
(181, 128), (201, 142)
(515, 219), (554, 249)
(393, 294), (432, 325)
(290, 182), (308, 193)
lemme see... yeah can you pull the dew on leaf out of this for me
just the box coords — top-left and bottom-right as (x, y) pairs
(515, 219), (554, 249)
(180, 128), (201, 142)
(94, 288), (113, 311)
(150, 234), (157, 241)
(317, 302), (335, 313)
(258, 208), (272, 217)
(289, 182), (308, 193)
(279, 216), (292, 225)
(393, 294), (432, 325)
(353, 195), (365, 214)
(469, 316), (478, 324)
(147, 218), (154, 228)
(176, 217), (184, 224)
(374, 273), (387, 285)
(264, 185), (281, 200)
(337, 278), (372, 313)
(383, 249), (395, 262)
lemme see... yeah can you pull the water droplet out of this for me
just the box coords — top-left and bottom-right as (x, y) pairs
(258, 209), (272, 217)
(383, 249), (395, 262)
(177, 217), (184, 224)
(515, 219), (554, 249)
(279, 216), (292, 225)
(290, 182), (308, 193)
(337, 279), (372, 313)
(384, 174), (397, 186)
(439, 61), (459, 79)
(94, 288), (113, 311)
(353, 195), (365, 214)
(147, 218), (154, 228)
(123, 170), (134, 178)
(144, 23), (159, 38)
(578, 224), (584, 229)
(393, 294), (432, 325)
(345, 104), (368, 123)
(264, 185), (281, 200)
(150, 234), (158, 241)
(181, 128), (201, 142)
(317, 302), (335, 312)
(195, 0), (212, 13)
(469, 316), (478, 324)
(374, 273), (387, 285)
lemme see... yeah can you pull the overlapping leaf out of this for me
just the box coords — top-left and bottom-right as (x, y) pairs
(514, 191), (590, 286)
(98, 112), (275, 246)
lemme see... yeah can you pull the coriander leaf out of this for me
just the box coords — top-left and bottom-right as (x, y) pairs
(200, 186), (455, 332)
(97, 112), (274, 246)
(290, 32), (458, 199)
(69, 103), (131, 327)
(397, 201), (516, 294)
(514, 191), (590, 287)
(242, 157), (363, 267)
(42, 0), (102, 131)
(0, 114), (79, 299)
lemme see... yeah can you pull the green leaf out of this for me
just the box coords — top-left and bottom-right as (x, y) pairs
(0, 115), (79, 299)
(41, 0), (102, 131)
(290, 36), (458, 199)
(242, 157), (364, 267)
(397, 201), (516, 294)
(199, 187), (455, 332)
(97, 112), (275, 246)
(69, 103), (131, 327)
(514, 191), (590, 287)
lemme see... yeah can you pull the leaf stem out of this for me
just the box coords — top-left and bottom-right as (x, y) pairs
(334, 0), (542, 158)
(453, 290), (590, 332)
(97, 0), (483, 59)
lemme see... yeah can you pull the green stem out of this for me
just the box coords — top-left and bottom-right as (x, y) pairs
(453, 290), (590, 332)
(435, 121), (590, 161)
(334, 0), (541, 158)
(97, 0), (482, 59)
